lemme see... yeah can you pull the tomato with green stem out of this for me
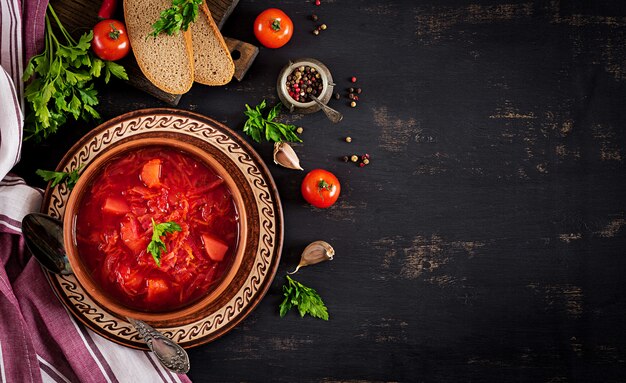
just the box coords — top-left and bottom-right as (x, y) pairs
(254, 8), (293, 49)
(92, 19), (129, 61)
(301, 169), (341, 208)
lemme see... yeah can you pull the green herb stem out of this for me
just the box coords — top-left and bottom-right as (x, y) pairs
(243, 100), (302, 143)
(279, 275), (329, 320)
(47, 5), (76, 45)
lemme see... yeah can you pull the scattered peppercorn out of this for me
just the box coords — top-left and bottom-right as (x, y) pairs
(353, 95), (359, 101)
(348, 93), (355, 100)
(349, 87), (355, 93)
(311, 14), (319, 21)
(364, 153), (370, 159)
(359, 163), (365, 168)
(350, 101), (357, 107)
(363, 158), (370, 165)
(350, 155), (358, 163)
(312, 29), (320, 35)
(351, 76), (357, 83)
(356, 88), (362, 94)
(315, 0), (320, 6)
(320, 24), (327, 30)
(342, 156), (349, 162)
(334, 92), (340, 100)
(345, 136), (352, 143)
(296, 127), (304, 134)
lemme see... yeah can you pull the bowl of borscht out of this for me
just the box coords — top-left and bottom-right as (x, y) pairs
(62, 135), (250, 323)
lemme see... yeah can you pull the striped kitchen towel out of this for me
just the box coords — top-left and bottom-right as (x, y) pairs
(0, 0), (193, 382)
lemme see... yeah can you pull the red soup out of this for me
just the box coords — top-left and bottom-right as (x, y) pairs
(75, 147), (239, 312)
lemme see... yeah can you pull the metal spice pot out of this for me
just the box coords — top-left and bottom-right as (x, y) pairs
(277, 58), (335, 114)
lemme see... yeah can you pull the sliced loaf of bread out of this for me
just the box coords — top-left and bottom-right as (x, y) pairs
(191, 2), (235, 86)
(123, 0), (194, 94)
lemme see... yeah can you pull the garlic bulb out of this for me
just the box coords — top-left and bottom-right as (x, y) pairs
(288, 240), (334, 274)
(273, 142), (303, 170)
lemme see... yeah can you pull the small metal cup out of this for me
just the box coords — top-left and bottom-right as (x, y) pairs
(276, 58), (335, 114)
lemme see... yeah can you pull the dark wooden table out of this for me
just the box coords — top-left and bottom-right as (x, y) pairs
(15, 0), (626, 381)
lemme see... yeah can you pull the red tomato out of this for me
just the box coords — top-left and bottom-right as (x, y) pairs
(301, 169), (341, 208)
(92, 19), (130, 61)
(254, 8), (293, 49)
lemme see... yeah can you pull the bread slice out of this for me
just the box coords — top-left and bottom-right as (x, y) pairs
(191, 2), (235, 86)
(123, 0), (194, 94)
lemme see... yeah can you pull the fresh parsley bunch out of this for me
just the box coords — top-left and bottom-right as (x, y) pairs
(150, 0), (203, 38)
(23, 5), (128, 142)
(243, 100), (302, 143)
(279, 275), (329, 320)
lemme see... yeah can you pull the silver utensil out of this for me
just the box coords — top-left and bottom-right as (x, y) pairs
(126, 317), (190, 374)
(21, 213), (191, 374)
(310, 94), (343, 123)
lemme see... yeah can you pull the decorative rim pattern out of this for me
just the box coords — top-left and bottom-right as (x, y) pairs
(41, 109), (283, 349)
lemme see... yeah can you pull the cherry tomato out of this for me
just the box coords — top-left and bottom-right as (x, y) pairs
(254, 8), (293, 49)
(92, 19), (130, 61)
(301, 169), (341, 209)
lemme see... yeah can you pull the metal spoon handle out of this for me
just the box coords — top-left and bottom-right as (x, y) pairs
(127, 317), (190, 374)
(310, 95), (343, 123)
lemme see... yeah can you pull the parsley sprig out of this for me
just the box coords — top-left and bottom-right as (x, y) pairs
(149, 0), (203, 38)
(279, 275), (329, 320)
(147, 220), (182, 267)
(22, 5), (128, 142)
(36, 165), (83, 189)
(243, 100), (302, 143)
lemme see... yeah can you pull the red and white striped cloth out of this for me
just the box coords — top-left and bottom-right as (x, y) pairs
(0, 0), (193, 382)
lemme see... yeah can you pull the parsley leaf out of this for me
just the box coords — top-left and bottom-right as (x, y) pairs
(279, 275), (329, 320)
(149, 0), (203, 38)
(36, 165), (83, 189)
(147, 220), (182, 267)
(243, 100), (303, 143)
(22, 5), (128, 142)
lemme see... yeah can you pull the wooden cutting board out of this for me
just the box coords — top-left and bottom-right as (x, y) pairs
(51, 0), (258, 105)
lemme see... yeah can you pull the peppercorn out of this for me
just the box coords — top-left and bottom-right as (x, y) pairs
(359, 163), (365, 168)
(348, 93), (355, 100)
(343, 156), (349, 162)
(334, 92), (340, 100)
(349, 87), (355, 93)
(350, 101), (357, 107)
(350, 155), (358, 162)
(363, 158), (370, 165)
(353, 95), (359, 101)
(356, 88), (362, 94)
(364, 153), (370, 159)
(312, 29), (320, 35)
(311, 14), (319, 21)
(351, 76), (357, 83)
(286, 66), (323, 102)
(345, 136), (352, 143)
(315, 0), (320, 6)
(320, 24), (327, 30)
(296, 127), (304, 134)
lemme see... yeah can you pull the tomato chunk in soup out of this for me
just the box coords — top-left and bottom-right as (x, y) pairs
(75, 147), (239, 312)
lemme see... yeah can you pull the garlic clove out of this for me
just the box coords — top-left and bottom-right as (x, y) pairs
(288, 240), (334, 274)
(273, 142), (303, 171)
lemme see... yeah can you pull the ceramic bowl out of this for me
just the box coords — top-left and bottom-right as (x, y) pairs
(43, 109), (282, 348)
(62, 136), (250, 324)
(276, 58), (334, 114)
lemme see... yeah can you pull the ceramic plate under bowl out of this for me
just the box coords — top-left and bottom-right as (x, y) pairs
(41, 109), (283, 349)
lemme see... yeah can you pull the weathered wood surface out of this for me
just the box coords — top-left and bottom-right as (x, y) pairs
(52, 0), (253, 105)
(15, 0), (626, 381)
